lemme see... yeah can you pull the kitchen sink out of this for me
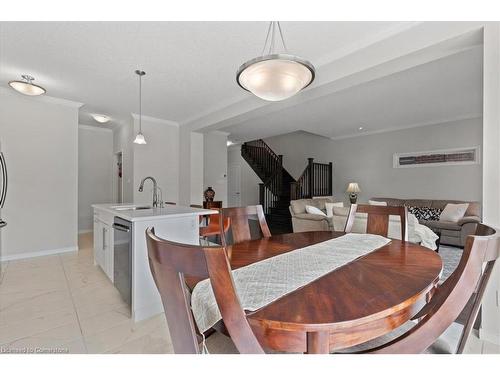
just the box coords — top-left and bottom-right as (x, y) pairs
(111, 205), (152, 211)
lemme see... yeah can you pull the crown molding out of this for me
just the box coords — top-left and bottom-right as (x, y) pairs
(330, 114), (483, 141)
(131, 113), (179, 127)
(0, 86), (83, 108)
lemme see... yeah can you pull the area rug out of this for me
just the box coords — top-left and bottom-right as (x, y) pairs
(439, 245), (462, 280)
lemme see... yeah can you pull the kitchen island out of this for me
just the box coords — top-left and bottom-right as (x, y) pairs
(92, 203), (217, 322)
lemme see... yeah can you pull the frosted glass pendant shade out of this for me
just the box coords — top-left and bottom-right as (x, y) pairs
(237, 55), (315, 101)
(133, 132), (147, 145)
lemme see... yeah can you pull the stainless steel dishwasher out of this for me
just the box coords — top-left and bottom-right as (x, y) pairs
(112, 217), (132, 309)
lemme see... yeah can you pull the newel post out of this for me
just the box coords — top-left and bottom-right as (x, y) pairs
(328, 162), (333, 196)
(308, 158), (314, 198)
(259, 183), (265, 207)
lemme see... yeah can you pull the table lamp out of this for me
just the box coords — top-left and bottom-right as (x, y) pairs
(346, 182), (361, 204)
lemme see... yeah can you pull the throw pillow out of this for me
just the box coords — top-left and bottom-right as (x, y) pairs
(440, 203), (469, 223)
(407, 206), (442, 221)
(368, 200), (387, 206)
(325, 202), (344, 217)
(305, 205), (327, 216)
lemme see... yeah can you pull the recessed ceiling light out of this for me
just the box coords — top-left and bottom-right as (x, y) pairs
(92, 114), (110, 123)
(358, 127), (364, 130)
(8, 75), (46, 96)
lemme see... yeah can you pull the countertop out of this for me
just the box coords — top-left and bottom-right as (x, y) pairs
(92, 203), (218, 222)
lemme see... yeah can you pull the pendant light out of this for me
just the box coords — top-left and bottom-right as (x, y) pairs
(236, 22), (315, 101)
(8, 75), (46, 96)
(133, 70), (147, 145)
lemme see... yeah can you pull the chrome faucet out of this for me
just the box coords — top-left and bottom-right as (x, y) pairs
(138, 176), (163, 208)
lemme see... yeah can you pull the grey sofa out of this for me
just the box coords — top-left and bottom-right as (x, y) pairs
(370, 198), (481, 247)
(289, 197), (334, 232)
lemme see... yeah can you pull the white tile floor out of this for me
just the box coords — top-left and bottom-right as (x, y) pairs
(0, 233), (498, 354)
(0, 233), (174, 354)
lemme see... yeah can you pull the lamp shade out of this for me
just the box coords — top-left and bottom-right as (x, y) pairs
(133, 132), (147, 145)
(346, 182), (361, 193)
(237, 55), (315, 101)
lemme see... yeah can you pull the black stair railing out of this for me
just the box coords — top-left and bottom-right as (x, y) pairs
(241, 139), (333, 232)
(290, 158), (333, 200)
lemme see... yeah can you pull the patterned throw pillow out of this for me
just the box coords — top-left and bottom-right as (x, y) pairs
(406, 206), (442, 221)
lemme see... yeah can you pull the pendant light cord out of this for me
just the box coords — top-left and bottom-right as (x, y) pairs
(139, 73), (142, 133)
(261, 21), (288, 56)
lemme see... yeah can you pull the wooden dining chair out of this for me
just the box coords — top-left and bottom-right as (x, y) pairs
(145, 227), (264, 354)
(199, 211), (231, 241)
(221, 205), (271, 245)
(344, 204), (408, 241)
(342, 223), (500, 354)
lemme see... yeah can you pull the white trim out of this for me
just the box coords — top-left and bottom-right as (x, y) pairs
(479, 327), (500, 345)
(393, 146), (481, 169)
(78, 229), (93, 234)
(331, 114), (483, 140)
(131, 113), (179, 127)
(0, 87), (83, 108)
(0, 246), (78, 262)
(78, 124), (113, 133)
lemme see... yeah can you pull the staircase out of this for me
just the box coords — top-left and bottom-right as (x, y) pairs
(241, 139), (333, 234)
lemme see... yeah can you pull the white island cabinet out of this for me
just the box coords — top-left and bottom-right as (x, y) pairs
(92, 203), (217, 322)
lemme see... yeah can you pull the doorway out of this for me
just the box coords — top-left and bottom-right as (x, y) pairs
(114, 152), (123, 203)
(228, 163), (241, 207)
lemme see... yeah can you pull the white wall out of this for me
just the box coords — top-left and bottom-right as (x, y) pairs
(132, 115), (180, 205)
(0, 89), (80, 260)
(203, 131), (228, 206)
(265, 131), (334, 180)
(227, 145), (261, 206)
(78, 125), (113, 232)
(113, 119), (134, 203)
(190, 132), (204, 205)
(235, 118), (483, 206)
(480, 23), (500, 345)
(331, 118), (483, 204)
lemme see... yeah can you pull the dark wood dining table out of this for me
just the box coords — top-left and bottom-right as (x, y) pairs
(221, 231), (443, 354)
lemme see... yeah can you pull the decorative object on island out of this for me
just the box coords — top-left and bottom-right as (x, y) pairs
(204, 186), (215, 202)
(346, 182), (361, 204)
(133, 69), (147, 145)
(8, 74), (46, 96)
(236, 21), (315, 102)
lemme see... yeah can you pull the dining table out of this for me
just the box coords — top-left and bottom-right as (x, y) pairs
(209, 231), (443, 354)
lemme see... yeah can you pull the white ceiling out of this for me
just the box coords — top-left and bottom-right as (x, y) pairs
(0, 21), (405, 128)
(222, 46), (483, 141)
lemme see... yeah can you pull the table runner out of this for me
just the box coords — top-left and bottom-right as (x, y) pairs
(191, 233), (391, 333)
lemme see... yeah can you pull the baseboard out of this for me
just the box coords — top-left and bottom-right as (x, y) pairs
(78, 229), (93, 234)
(479, 328), (500, 345)
(0, 246), (78, 262)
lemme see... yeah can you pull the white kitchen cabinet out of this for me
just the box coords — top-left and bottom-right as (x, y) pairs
(93, 211), (114, 281)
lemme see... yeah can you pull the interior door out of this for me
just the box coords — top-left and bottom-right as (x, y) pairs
(228, 163), (241, 207)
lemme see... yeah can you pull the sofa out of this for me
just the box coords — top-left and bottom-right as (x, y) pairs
(289, 197), (334, 232)
(370, 198), (481, 247)
(289, 197), (439, 250)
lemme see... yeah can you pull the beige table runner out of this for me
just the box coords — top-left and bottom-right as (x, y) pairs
(191, 233), (391, 333)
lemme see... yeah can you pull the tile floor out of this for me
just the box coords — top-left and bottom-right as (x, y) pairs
(0, 233), (498, 354)
(0, 233), (173, 354)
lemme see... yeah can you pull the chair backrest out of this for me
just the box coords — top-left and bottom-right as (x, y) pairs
(145, 227), (264, 354)
(344, 204), (408, 241)
(364, 223), (500, 354)
(221, 205), (271, 245)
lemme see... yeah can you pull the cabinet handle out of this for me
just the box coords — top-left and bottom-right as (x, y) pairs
(102, 227), (106, 250)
